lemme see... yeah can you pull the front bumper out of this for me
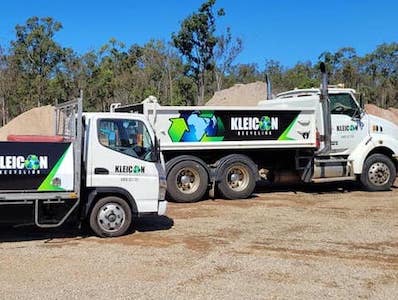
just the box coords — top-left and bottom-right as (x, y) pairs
(158, 200), (167, 216)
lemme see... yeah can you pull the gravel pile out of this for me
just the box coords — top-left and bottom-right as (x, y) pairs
(206, 81), (267, 106)
(0, 105), (54, 141)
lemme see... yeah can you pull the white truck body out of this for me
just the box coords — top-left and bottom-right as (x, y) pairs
(272, 88), (398, 175)
(84, 112), (167, 214)
(0, 98), (167, 237)
(112, 83), (398, 202)
(133, 98), (318, 150)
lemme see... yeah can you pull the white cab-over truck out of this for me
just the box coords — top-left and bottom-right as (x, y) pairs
(0, 96), (167, 237)
(112, 64), (398, 202)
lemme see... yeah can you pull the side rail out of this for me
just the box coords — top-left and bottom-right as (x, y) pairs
(55, 92), (83, 195)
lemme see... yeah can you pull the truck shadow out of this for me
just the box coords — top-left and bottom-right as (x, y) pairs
(133, 215), (174, 232)
(0, 224), (84, 243)
(0, 215), (174, 243)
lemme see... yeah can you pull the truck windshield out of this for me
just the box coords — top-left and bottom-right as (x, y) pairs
(98, 118), (154, 162)
(329, 93), (360, 118)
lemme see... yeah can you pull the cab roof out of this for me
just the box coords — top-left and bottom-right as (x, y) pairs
(276, 87), (356, 99)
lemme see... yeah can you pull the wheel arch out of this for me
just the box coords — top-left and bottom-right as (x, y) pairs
(82, 187), (138, 219)
(165, 155), (210, 177)
(350, 137), (398, 175)
(366, 147), (397, 175)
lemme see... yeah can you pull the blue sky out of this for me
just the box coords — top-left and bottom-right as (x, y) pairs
(0, 0), (397, 67)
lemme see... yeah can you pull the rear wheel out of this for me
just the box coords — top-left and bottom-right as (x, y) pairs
(167, 160), (208, 203)
(217, 155), (256, 199)
(360, 154), (396, 191)
(89, 196), (132, 237)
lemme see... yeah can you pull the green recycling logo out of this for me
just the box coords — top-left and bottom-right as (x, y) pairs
(259, 116), (272, 131)
(24, 154), (41, 170)
(168, 111), (225, 142)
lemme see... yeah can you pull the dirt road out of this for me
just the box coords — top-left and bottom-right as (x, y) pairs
(0, 183), (397, 299)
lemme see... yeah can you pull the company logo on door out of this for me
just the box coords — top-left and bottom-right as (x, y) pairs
(115, 165), (145, 174)
(337, 124), (358, 132)
(231, 116), (279, 136)
(0, 154), (48, 175)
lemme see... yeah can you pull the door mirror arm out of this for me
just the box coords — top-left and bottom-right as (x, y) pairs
(151, 136), (161, 162)
(359, 93), (365, 109)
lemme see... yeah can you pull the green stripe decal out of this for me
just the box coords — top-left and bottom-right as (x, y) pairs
(37, 146), (70, 191)
(200, 134), (224, 142)
(278, 116), (298, 141)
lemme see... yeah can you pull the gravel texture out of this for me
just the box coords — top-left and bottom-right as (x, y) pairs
(0, 182), (397, 299)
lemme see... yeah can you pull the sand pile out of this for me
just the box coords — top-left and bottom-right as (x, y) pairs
(0, 105), (55, 141)
(365, 104), (398, 126)
(206, 81), (267, 106)
(207, 82), (398, 126)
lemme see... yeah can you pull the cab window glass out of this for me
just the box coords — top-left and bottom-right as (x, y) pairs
(329, 93), (359, 117)
(98, 119), (154, 162)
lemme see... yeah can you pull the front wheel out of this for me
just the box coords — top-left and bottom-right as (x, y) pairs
(89, 196), (132, 237)
(360, 154), (396, 191)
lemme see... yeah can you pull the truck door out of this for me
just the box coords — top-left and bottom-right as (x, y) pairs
(88, 117), (160, 212)
(330, 93), (368, 155)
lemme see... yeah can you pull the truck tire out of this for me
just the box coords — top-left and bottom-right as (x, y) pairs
(89, 196), (132, 237)
(217, 155), (256, 199)
(360, 154), (396, 191)
(167, 159), (208, 203)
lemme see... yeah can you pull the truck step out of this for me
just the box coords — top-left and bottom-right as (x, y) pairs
(314, 158), (348, 165)
(312, 176), (355, 183)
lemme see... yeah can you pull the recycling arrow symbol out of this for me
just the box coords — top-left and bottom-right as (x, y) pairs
(168, 118), (189, 142)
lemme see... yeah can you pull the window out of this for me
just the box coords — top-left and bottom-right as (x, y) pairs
(329, 93), (360, 117)
(98, 119), (154, 162)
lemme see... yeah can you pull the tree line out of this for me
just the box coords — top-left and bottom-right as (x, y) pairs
(0, 0), (397, 125)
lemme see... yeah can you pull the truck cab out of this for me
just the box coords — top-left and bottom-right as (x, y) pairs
(272, 87), (398, 190)
(84, 112), (167, 216)
(0, 98), (167, 237)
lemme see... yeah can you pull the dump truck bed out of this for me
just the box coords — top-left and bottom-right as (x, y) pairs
(114, 99), (318, 151)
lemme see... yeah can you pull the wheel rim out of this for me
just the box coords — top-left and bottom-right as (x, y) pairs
(97, 202), (126, 233)
(368, 162), (391, 186)
(226, 165), (250, 192)
(176, 167), (200, 194)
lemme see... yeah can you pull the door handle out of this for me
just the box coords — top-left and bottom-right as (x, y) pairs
(94, 167), (109, 175)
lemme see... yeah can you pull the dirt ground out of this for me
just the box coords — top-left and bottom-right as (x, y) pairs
(0, 182), (397, 299)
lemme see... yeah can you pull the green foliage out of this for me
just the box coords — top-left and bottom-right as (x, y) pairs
(172, 0), (224, 105)
(0, 7), (397, 125)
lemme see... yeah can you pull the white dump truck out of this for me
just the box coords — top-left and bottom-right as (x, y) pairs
(0, 96), (167, 237)
(112, 64), (398, 202)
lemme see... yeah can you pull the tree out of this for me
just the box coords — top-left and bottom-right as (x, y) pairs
(264, 60), (284, 94)
(229, 63), (262, 84)
(0, 47), (7, 125)
(10, 17), (67, 107)
(172, 0), (225, 105)
(361, 43), (398, 107)
(214, 27), (242, 91)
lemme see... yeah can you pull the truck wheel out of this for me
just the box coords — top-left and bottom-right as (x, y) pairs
(167, 160), (208, 203)
(217, 156), (256, 199)
(360, 154), (396, 191)
(89, 196), (132, 237)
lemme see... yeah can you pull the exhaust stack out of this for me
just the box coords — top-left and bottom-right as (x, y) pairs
(317, 62), (332, 155)
(265, 74), (272, 100)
